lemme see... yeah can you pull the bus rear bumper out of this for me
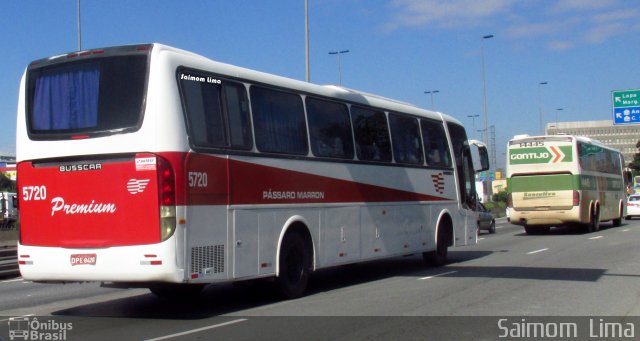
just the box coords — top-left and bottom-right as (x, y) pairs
(511, 207), (582, 226)
(17, 241), (185, 283)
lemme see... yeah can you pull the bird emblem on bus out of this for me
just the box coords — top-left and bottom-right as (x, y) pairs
(127, 179), (151, 194)
(431, 172), (445, 194)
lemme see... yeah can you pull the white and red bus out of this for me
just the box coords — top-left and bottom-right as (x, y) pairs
(17, 44), (488, 298)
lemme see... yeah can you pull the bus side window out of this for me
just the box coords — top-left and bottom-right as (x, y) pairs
(389, 113), (423, 165)
(421, 119), (452, 168)
(305, 97), (354, 159)
(351, 106), (391, 162)
(250, 86), (308, 155)
(179, 71), (252, 150)
(222, 83), (252, 149)
(179, 74), (219, 147)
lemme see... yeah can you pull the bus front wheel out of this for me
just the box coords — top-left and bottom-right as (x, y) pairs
(424, 223), (450, 266)
(276, 231), (311, 299)
(612, 204), (623, 227)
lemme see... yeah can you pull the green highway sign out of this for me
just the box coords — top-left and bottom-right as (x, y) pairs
(613, 89), (640, 108)
(613, 89), (640, 125)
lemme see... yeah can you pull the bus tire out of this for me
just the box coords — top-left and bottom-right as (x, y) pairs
(524, 225), (534, 235)
(424, 220), (450, 267)
(587, 208), (600, 233)
(612, 204), (623, 227)
(524, 225), (549, 235)
(276, 231), (311, 299)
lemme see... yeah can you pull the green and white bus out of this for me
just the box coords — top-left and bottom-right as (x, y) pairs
(506, 135), (628, 234)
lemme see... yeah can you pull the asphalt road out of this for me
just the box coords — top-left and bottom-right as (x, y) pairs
(1, 218), (640, 340)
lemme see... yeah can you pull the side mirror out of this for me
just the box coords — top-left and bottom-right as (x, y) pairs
(469, 139), (489, 172)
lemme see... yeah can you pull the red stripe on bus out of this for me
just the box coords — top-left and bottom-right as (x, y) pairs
(182, 153), (450, 205)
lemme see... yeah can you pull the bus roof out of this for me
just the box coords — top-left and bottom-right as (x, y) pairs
(25, 42), (465, 132)
(508, 134), (615, 151)
(151, 43), (462, 126)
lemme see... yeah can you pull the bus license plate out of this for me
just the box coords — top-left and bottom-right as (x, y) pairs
(70, 253), (97, 266)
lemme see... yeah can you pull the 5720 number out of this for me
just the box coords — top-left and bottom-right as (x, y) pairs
(22, 185), (47, 201)
(188, 172), (208, 188)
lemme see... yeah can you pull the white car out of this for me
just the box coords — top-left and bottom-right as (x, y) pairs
(626, 194), (640, 219)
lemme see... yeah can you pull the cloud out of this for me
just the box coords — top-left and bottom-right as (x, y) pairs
(548, 0), (617, 13)
(384, 0), (640, 51)
(384, 0), (515, 31)
(548, 40), (574, 51)
(505, 20), (570, 39)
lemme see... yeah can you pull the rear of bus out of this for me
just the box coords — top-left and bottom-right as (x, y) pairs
(506, 136), (581, 231)
(16, 44), (188, 283)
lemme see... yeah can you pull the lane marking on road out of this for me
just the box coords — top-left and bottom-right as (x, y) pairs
(527, 248), (549, 255)
(144, 318), (248, 341)
(478, 237), (485, 240)
(0, 277), (22, 284)
(0, 314), (34, 323)
(589, 236), (603, 240)
(622, 228), (630, 232)
(418, 270), (458, 280)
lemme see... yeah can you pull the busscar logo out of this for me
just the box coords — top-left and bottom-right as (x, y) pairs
(431, 172), (445, 194)
(7, 317), (73, 340)
(127, 179), (151, 194)
(59, 163), (102, 172)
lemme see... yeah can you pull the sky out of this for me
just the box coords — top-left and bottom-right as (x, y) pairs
(1, 0), (639, 170)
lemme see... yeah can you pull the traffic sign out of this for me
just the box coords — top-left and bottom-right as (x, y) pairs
(612, 89), (640, 125)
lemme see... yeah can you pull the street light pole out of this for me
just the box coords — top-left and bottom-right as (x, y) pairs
(555, 108), (563, 134)
(328, 50), (349, 85)
(77, 0), (82, 51)
(538, 81), (548, 135)
(305, 0), (310, 82)
(481, 34), (493, 202)
(467, 114), (479, 138)
(424, 90), (440, 110)
(481, 34), (493, 149)
(477, 129), (486, 142)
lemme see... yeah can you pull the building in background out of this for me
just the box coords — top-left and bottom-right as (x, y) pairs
(0, 155), (16, 181)
(546, 120), (639, 165)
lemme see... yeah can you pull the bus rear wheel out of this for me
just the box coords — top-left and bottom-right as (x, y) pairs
(524, 225), (549, 235)
(276, 232), (312, 299)
(586, 209), (600, 233)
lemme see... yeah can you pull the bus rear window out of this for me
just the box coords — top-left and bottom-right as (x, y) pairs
(27, 55), (148, 139)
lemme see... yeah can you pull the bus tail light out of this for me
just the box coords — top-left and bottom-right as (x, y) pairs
(573, 191), (580, 206)
(156, 156), (176, 241)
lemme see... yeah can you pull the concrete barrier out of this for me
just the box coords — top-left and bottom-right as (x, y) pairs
(0, 245), (18, 278)
(0, 228), (20, 278)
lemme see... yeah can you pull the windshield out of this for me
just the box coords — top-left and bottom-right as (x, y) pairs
(26, 54), (148, 139)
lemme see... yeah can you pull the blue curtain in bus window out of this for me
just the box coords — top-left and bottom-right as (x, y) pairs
(32, 65), (100, 130)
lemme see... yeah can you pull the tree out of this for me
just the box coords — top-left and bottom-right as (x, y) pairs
(0, 173), (16, 192)
(492, 190), (508, 204)
(630, 140), (640, 174)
